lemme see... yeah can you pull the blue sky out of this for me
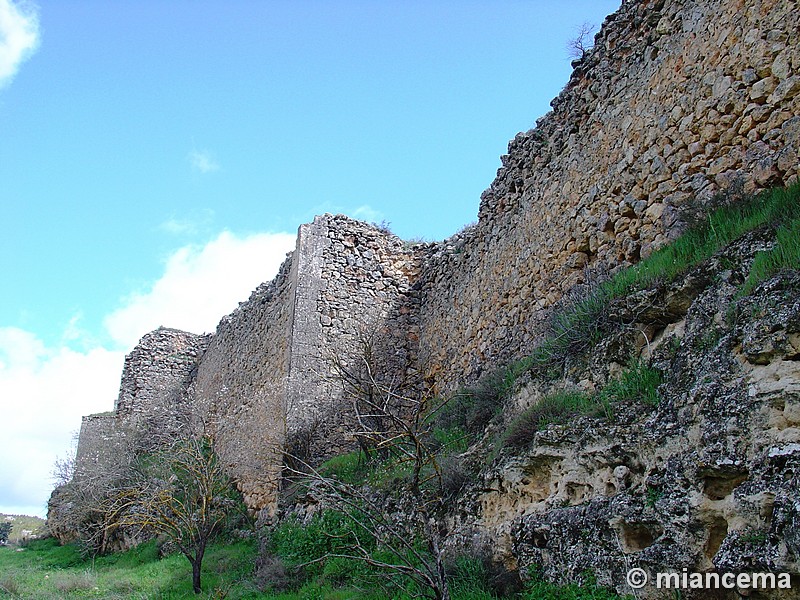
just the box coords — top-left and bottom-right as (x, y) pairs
(0, 0), (620, 517)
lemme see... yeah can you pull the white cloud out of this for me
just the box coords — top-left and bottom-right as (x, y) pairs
(189, 149), (220, 173)
(0, 0), (40, 89)
(158, 208), (215, 236)
(0, 327), (124, 517)
(104, 230), (296, 349)
(0, 229), (296, 516)
(352, 204), (384, 224)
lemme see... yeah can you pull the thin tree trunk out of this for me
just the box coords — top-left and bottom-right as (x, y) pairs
(426, 519), (451, 600)
(191, 545), (205, 595)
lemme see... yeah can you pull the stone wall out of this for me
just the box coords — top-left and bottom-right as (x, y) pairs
(115, 327), (209, 441)
(193, 252), (297, 517)
(73, 413), (126, 481)
(286, 215), (421, 459)
(62, 0), (800, 539)
(416, 0), (800, 394)
(74, 327), (209, 478)
(191, 215), (417, 518)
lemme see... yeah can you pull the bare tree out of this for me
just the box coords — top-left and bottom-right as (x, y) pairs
(48, 425), (142, 553)
(568, 22), (597, 61)
(284, 332), (457, 600)
(103, 432), (243, 594)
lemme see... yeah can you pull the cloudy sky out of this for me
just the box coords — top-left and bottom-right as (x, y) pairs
(0, 0), (620, 517)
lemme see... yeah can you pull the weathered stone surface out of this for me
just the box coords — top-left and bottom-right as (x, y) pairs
(415, 0), (800, 395)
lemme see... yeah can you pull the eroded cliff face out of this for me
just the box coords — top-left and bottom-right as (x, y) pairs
(450, 233), (800, 598)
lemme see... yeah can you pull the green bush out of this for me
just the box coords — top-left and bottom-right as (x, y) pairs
(270, 510), (376, 583)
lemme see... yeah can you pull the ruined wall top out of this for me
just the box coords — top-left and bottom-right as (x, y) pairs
(115, 327), (210, 419)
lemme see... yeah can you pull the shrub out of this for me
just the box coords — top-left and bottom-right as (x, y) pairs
(446, 555), (495, 599)
(439, 453), (471, 498)
(270, 510), (375, 581)
(435, 359), (535, 439)
(0, 575), (19, 596)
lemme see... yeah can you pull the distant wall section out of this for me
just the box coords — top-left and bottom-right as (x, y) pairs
(74, 327), (209, 478)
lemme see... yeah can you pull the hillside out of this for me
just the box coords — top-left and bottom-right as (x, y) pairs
(1, 513), (46, 544)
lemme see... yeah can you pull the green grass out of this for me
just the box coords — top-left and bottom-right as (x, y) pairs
(741, 215), (800, 295)
(0, 536), (633, 599)
(502, 391), (604, 449)
(0, 537), (262, 599)
(499, 361), (661, 451)
(522, 579), (631, 599)
(597, 361), (661, 407)
(319, 450), (371, 486)
(534, 183), (800, 366)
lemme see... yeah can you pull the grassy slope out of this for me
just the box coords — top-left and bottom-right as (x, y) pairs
(0, 536), (628, 599)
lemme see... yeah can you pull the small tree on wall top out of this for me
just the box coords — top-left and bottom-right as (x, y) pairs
(568, 22), (597, 61)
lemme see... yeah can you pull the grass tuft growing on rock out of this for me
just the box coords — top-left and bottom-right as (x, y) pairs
(534, 182), (800, 364)
(598, 360), (662, 407)
(741, 215), (800, 295)
(500, 361), (662, 451)
(502, 390), (604, 449)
